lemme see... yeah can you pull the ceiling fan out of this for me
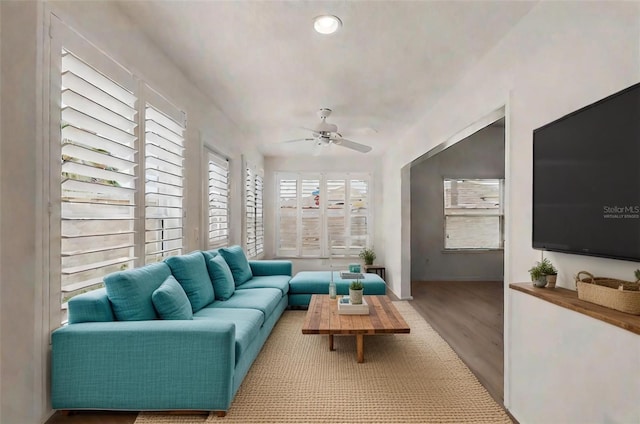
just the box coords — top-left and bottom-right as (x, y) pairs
(283, 108), (372, 154)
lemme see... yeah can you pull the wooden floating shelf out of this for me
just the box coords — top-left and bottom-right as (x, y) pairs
(510, 283), (640, 336)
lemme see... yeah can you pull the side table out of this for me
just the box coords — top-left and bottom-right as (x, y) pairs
(363, 265), (385, 281)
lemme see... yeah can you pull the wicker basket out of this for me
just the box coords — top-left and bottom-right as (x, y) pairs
(574, 271), (640, 315)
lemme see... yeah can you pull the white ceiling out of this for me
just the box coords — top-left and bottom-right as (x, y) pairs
(116, 1), (536, 157)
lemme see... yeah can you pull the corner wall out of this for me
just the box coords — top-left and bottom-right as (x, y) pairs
(381, 2), (640, 422)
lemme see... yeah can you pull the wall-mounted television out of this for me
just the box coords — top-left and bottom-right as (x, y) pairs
(533, 82), (640, 262)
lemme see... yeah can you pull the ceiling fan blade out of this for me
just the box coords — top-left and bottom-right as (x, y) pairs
(332, 137), (372, 153)
(281, 138), (315, 143)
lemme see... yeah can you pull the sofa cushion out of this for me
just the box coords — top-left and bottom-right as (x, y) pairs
(165, 252), (214, 313)
(289, 271), (386, 295)
(193, 307), (263, 364)
(68, 288), (115, 324)
(219, 245), (253, 286)
(204, 253), (236, 300)
(152, 275), (194, 320)
(104, 262), (172, 321)
(210, 288), (282, 320)
(235, 275), (290, 295)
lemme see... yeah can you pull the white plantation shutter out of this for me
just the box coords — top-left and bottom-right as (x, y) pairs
(276, 173), (371, 257)
(301, 178), (321, 256)
(349, 178), (369, 253)
(326, 179), (346, 255)
(59, 49), (138, 308)
(245, 165), (264, 258)
(255, 174), (264, 256)
(144, 101), (185, 263)
(277, 178), (297, 256)
(207, 150), (230, 249)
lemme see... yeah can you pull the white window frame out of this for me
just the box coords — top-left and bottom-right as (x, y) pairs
(275, 172), (373, 258)
(205, 147), (231, 249)
(443, 178), (505, 250)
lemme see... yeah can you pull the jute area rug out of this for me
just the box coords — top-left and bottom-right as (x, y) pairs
(136, 301), (511, 424)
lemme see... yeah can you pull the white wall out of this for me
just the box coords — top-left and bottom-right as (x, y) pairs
(381, 1), (640, 421)
(264, 155), (385, 279)
(0, 2), (253, 423)
(510, 290), (640, 424)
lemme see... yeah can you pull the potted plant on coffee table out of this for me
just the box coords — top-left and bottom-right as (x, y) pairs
(349, 280), (364, 304)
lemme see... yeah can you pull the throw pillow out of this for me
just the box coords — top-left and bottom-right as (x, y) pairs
(206, 254), (236, 300)
(219, 245), (253, 286)
(164, 251), (214, 313)
(104, 261), (172, 321)
(151, 275), (193, 320)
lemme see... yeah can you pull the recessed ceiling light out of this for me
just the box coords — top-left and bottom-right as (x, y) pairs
(313, 15), (342, 35)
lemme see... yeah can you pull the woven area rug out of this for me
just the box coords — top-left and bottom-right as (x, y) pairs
(136, 301), (511, 424)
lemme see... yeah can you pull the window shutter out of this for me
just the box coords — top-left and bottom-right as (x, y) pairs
(245, 166), (264, 258)
(60, 49), (138, 306)
(144, 103), (185, 263)
(245, 167), (257, 257)
(301, 178), (321, 256)
(276, 173), (372, 258)
(277, 178), (297, 255)
(255, 173), (264, 256)
(349, 178), (369, 254)
(207, 150), (230, 249)
(326, 179), (346, 256)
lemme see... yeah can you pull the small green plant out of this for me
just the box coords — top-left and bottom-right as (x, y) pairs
(635, 269), (640, 281)
(349, 280), (364, 291)
(539, 258), (557, 275)
(528, 258), (556, 280)
(359, 247), (376, 265)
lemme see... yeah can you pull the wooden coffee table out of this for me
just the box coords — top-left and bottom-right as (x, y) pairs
(301, 295), (410, 363)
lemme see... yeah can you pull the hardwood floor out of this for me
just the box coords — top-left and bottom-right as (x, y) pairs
(409, 280), (504, 404)
(46, 283), (504, 423)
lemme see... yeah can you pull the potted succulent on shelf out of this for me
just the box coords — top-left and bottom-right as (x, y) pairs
(359, 247), (376, 266)
(528, 258), (557, 288)
(349, 280), (364, 304)
(540, 258), (558, 288)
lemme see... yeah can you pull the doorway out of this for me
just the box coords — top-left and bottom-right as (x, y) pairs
(409, 115), (506, 403)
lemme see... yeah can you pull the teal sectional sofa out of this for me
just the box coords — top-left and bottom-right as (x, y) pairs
(288, 271), (386, 307)
(51, 246), (292, 415)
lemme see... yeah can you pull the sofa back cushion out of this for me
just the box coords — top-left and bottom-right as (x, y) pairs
(151, 275), (193, 320)
(68, 288), (115, 323)
(219, 245), (253, 286)
(205, 253), (236, 300)
(104, 262), (172, 321)
(164, 251), (214, 312)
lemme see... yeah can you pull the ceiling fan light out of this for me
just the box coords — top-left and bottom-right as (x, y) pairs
(314, 15), (342, 35)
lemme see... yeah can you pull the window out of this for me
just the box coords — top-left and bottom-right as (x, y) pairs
(443, 178), (504, 249)
(58, 48), (138, 317)
(207, 149), (230, 249)
(144, 96), (186, 263)
(245, 164), (264, 258)
(276, 173), (372, 257)
(49, 18), (188, 322)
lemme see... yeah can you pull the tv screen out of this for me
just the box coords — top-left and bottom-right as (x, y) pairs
(533, 82), (640, 262)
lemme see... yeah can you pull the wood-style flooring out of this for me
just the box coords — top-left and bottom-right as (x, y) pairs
(46, 281), (505, 423)
(409, 280), (504, 404)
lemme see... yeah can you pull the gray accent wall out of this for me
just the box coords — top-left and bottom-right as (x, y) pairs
(411, 125), (505, 281)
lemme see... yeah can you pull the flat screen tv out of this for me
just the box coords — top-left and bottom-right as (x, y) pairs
(533, 82), (640, 262)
